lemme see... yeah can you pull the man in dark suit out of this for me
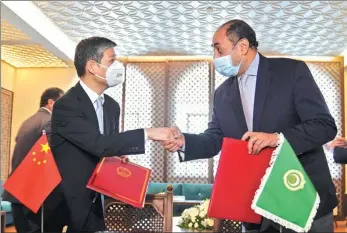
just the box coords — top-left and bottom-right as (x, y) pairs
(2, 87), (64, 233)
(163, 20), (337, 232)
(49, 36), (174, 232)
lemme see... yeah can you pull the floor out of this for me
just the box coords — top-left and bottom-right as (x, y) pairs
(5, 221), (347, 232)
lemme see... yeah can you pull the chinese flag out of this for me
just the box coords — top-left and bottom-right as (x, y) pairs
(4, 134), (62, 213)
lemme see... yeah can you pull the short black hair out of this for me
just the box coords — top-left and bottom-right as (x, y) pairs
(221, 19), (259, 49)
(40, 87), (64, 107)
(74, 36), (117, 77)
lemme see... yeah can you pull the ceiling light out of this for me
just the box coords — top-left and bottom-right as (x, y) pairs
(206, 6), (214, 13)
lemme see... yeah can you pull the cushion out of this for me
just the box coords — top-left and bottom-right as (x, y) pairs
(0, 180), (3, 196)
(182, 183), (212, 200)
(1, 201), (12, 212)
(147, 182), (182, 196)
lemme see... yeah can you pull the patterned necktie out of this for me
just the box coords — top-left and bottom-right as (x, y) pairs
(95, 96), (104, 134)
(239, 75), (253, 131)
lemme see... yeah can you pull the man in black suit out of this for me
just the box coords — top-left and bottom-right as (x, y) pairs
(49, 36), (174, 232)
(163, 20), (337, 232)
(2, 87), (64, 233)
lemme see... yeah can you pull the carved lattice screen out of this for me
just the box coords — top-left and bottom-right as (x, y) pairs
(308, 62), (343, 215)
(166, 61), (210, 183)
(122, 63), (166, 182)
(1, 88), (14, 180)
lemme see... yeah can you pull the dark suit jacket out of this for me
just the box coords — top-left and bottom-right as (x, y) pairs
(50, 82), (145, 230)
(3, 108), (51, 204)
(180, 54), (337, 230)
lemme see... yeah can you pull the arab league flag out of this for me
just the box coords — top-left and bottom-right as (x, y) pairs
(251, 133), (320, 232)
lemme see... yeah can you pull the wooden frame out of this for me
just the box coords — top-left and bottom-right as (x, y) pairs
(104, 185), (173, 232)
(1, 88), (14, 179)
(1, 211), (6, 233)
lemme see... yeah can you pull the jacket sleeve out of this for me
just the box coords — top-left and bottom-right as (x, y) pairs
(282, 61), (337, 154)
(51, 99), (145, 158)
(333, 147), (347, 164)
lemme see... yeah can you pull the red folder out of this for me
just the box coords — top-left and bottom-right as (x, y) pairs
(207, 137), (274, 223)
(87, 156), (151, 208)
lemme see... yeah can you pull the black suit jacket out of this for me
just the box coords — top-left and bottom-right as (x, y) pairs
(50, 82), (145, 230)
(3, 108), (51, 204)
(180, 54), (337, 230)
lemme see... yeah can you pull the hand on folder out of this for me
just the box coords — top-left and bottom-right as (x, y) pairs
(120, 155), (129, 163)
(241, 131), (280, 155)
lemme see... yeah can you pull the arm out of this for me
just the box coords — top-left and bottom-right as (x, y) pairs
(282, 61), (337, 154)
(51, 99), (146, 158)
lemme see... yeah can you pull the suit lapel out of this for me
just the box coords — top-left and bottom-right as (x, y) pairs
(229, 77), (248, 133)
(253, 55), (273, 132)
(74, 83), (99, 127)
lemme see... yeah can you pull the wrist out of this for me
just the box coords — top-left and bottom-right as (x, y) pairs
(144, 128), (152, 140)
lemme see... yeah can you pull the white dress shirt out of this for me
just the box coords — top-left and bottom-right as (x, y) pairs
(80, 80), (105, 116)
(41, 107), (52, 115)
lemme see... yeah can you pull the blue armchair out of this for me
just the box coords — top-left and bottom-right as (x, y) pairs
(1, 180), (13, 226)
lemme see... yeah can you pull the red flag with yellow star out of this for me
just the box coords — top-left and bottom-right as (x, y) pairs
(3, 133), (61, 213)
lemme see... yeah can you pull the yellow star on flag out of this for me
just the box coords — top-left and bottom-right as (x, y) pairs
(40, 143), (51, 154)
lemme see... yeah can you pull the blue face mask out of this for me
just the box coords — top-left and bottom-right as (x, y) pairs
(213, 46), (243, 78)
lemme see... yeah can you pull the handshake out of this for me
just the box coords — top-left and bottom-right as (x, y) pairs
(145, 127), (185, 152)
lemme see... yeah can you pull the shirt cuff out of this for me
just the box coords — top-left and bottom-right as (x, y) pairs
(178, 144), (185, 161)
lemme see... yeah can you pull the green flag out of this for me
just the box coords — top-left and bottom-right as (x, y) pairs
(251, 133), (320, 232)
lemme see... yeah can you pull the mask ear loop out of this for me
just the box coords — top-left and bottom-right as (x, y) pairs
(93, 62), (108, 80)
(230, 38), (244, 66)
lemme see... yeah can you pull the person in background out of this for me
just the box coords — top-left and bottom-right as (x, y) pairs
(163, 19), (337, 232)
(2, 87), (64, 233)
(329, 137), (347, 164)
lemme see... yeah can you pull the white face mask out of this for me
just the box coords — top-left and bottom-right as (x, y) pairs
(95, 61), (125, 87)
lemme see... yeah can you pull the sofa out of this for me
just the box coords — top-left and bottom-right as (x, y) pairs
(147, 182), (212, 216)
(0, 181), (13, 226)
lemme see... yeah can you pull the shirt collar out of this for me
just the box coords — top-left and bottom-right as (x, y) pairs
(41, 107), (52, 114)
(244, 52), (260, 76)
(79, 80), (105, 105)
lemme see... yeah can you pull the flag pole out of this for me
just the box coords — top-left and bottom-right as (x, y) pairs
(41, 130), (46, 233)
(41, 204), (44, 233)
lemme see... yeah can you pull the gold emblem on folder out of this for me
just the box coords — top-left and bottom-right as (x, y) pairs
(117, 167), (131, 178)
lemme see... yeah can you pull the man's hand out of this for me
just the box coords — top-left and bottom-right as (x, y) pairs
(241, 132), (279, 155)
(328, 137), (347, 149)
(120, 155), (129, 163)
(145, 128), (175, 141)
(162, 126), (185, 152)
